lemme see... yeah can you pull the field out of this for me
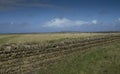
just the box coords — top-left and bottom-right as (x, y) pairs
(37, 40), (120, 74)
(0, 33), (120, 74)
(0, 33), (114, 44)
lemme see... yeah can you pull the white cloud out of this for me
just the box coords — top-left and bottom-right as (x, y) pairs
(45, 18), (71, 28)
(92, 20), (97, 24)
(43, 18), (97, 28)
(118, 18), (120, 21)
(10, 22), (14, 25)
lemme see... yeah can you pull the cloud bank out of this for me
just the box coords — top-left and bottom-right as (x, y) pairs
(0, 0), (54, 9)
(0, 18), (120, 33)
(42, 17), (120, 32)
(44, 18), (97, 28)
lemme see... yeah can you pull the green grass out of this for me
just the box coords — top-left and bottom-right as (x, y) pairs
(0, 33), (120, 74)
(0, 35), (18, 44)
(36, 41), (120, 74)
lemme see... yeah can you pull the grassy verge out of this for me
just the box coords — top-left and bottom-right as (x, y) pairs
(0, 35), (18, 44)
(36, 41), (120, 74)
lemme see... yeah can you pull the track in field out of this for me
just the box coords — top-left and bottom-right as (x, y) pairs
(0, 35), (120, 74)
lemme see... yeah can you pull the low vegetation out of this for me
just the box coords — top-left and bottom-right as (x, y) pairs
(36, 41), (120, 74)
(0, 33), (120, 74)
(0, 33), (114, 44)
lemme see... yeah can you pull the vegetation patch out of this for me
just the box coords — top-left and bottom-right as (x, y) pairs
(0, 33), (120, 74)
(36, 41), (120, 74)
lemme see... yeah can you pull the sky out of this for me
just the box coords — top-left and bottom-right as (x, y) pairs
(0, 0), (120, 33)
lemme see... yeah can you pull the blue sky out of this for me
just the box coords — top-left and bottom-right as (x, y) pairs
(0, 0), (120, 33)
